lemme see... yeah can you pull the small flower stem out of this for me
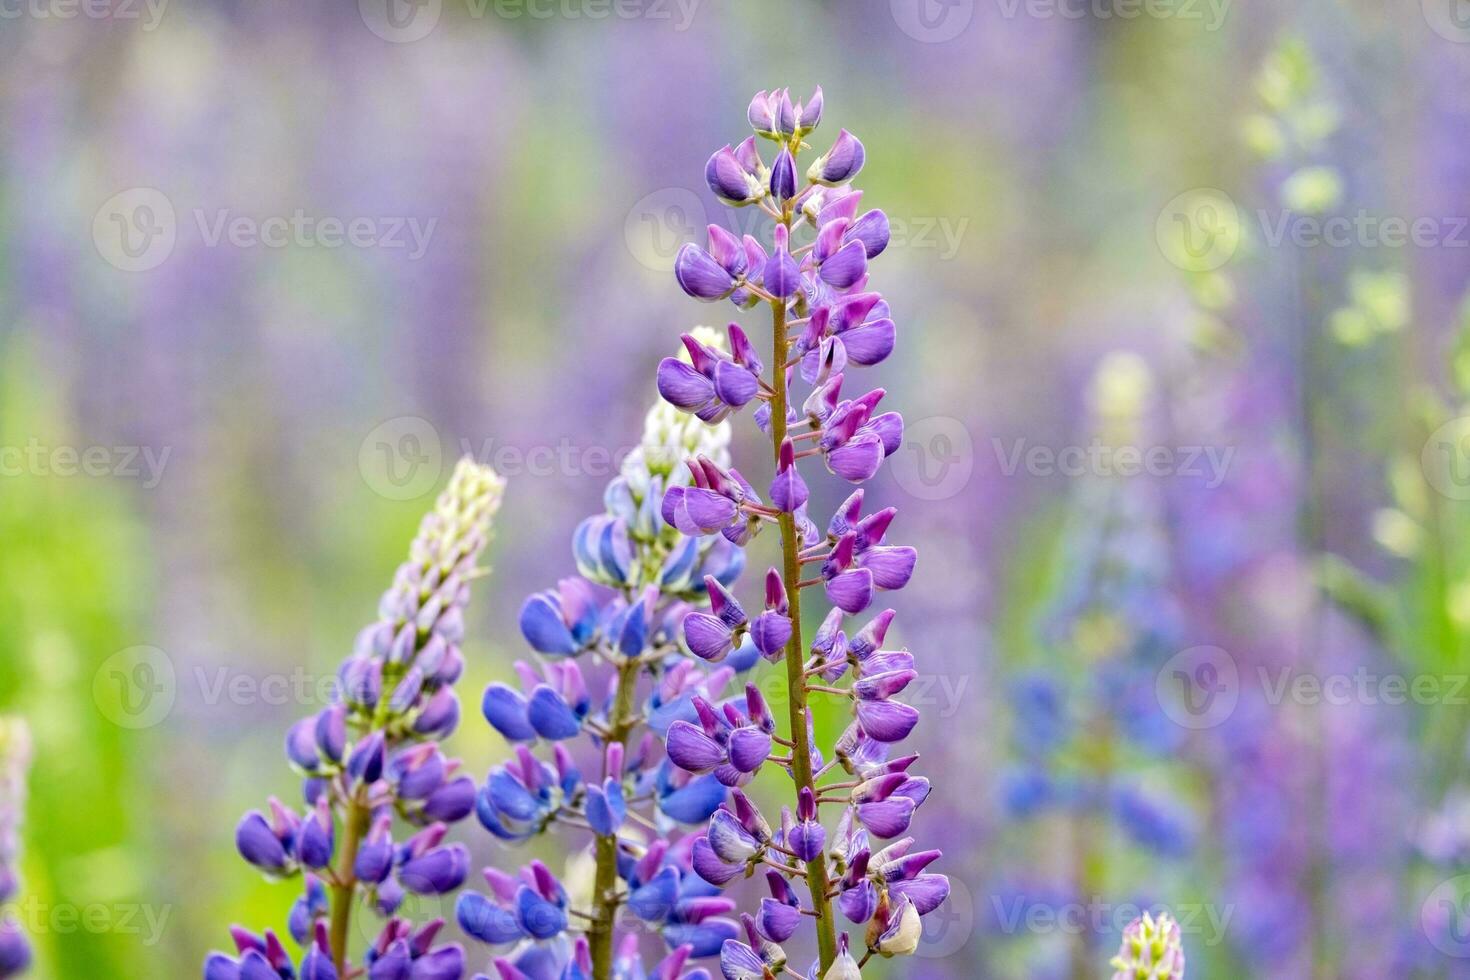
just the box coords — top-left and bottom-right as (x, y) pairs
(328, 792), (370, 974)
(769, 283), (840, 974)
(588, 655), (641, 980)
(328, 668), (406, 972)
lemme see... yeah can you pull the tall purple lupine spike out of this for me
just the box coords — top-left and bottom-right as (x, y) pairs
(654, 89), (946, 977)
(460, 334), (752, 979)
(0, 720), (30, 980)
(208, 458), (505, 978)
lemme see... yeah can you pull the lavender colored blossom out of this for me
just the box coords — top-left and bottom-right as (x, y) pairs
(207, 458), (506, 978)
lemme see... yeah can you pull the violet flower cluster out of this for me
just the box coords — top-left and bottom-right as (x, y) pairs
(457, 343), (753, 980)
(657, 87), (947, 979)
(206, 457), (506, 980)
(0, 719), (30, 979)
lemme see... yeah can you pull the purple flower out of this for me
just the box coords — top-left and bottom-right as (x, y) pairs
(681, 577), (749, 661)
(363, 918), (465, 980)
(763, 224), (801, 299)
(750, 568), (793, 661)
(769, 440), (809, 514)
(657, 327), (764, 424)
(203, 928), (295, 980)
(675, 243), (738, 301)
(236, 799), (299, 878)
(747, 88), (796, 139)
(769, 149), (797, 203)
(808, 129), (865, 186)
(705, 143), (765, 206)
(518, 577), (598, 656)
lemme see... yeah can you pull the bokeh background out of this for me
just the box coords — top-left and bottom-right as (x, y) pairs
(2, 0), (1469, 976)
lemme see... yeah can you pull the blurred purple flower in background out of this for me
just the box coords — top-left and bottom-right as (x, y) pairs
(0, 720), (31, 980)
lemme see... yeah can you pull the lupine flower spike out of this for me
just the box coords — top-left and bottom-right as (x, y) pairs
(1109, 911), (1186, 979)
(460, 333), (751, 979)
(0, 720), (31, 980)
(662, 89), (947, 978)
(207, 458), (506, 978)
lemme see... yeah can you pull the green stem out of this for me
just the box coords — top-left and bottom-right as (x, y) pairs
(328, 656), (409, 971)
(328, 794), (371, 973)
(770, 284), (840, 973)
(588, 655), (641, 978)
